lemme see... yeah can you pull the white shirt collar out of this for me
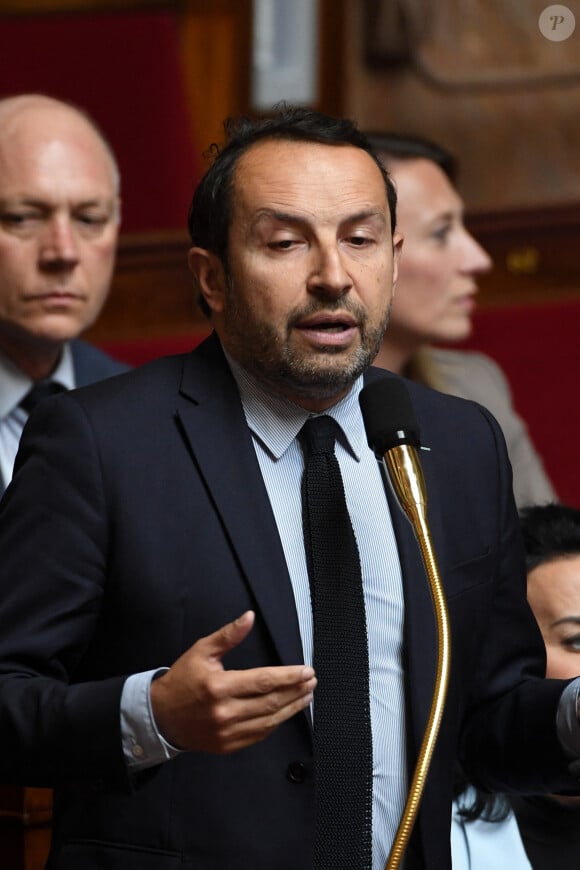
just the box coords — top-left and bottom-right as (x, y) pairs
(0, 343), (75, 420)
(224, 351), (368, 462)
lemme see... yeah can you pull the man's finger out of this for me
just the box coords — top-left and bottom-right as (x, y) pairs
(213, 688), (316, 755)
(200, 610), (256, 662)
(226, 664), (317, 698)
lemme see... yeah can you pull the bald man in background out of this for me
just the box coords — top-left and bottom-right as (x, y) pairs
(0, 93), (128, 494)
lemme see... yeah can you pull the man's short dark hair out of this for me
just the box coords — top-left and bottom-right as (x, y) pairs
(364, 131), (457, 183)
(188, 106), (398, 297)
(519, 502), (580, 573)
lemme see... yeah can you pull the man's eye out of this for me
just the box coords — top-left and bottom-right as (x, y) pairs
(77, 213), (108, 226)
(349, 236), (371, 246)
(270, 239), (297, 249)
(1, 212), (38, 224)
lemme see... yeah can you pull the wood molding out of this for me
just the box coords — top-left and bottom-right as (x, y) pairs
(85, 229), (203, 343)
(0, 786), (52, 825)
(0, 786), (52, 870)
(0, 0), (182, 14)
(466, 203), (580, 307)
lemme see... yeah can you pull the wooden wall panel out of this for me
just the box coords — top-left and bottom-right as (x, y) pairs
(344, 0), (580, 213)
(467, 204), (580, 306)
(0, 0), (180, 12)
(85, 230), (201, 342)
(0, 786), (52, 870)
(180, 0), (252, 157)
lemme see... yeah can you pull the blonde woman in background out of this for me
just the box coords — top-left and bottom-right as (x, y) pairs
(367, 132), (556, 508)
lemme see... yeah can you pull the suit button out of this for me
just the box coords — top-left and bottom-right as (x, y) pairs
(287, 761), (308, 783)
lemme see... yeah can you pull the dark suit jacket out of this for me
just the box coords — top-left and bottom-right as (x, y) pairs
(0, 333), (576, 869)
(0, 339), (128, 494)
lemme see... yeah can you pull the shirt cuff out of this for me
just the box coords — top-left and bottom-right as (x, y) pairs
(120, 669), (184, 770)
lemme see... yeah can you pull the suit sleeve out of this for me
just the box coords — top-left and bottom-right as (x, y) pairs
(458, 403), (578, 795)
(0, 393), (129, 788)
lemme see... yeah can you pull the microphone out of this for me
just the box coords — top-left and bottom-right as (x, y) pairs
(359, 377), (426, 529)
(359, 377), (451, 870)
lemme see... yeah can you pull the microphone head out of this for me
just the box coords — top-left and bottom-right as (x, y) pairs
(359, 377), (421, 457)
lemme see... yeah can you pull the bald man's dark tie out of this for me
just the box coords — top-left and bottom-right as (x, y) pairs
(298, 415), (373, 870)
(19, 380), (66, 413)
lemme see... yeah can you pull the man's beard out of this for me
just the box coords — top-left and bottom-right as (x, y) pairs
(220, 280), (391, 403)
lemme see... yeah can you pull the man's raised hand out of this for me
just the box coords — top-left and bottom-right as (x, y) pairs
(150, 610), (316, 754)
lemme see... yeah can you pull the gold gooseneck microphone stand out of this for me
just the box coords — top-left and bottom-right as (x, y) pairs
(380, 443), (451, 870)
(359, 378), (451, 870)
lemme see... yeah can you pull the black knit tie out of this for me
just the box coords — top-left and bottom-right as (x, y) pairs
(19, 380), (66, 414)
(298, 415), (373, 869)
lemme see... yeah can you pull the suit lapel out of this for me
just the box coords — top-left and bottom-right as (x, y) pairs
(176, 335), (305, 669)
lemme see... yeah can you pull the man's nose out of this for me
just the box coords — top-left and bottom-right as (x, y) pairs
(308, 244), (353, 297)
(39, 217), (79, 267)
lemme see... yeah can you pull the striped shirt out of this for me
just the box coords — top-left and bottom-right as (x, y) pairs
(231, 359), (407, 870)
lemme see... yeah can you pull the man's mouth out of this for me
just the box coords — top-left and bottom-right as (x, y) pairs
(296, 314), (358, 346)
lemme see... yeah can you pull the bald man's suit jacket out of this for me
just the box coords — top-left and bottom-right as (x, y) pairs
(0, 339), (128, 495)
(0, 333), (576, 870)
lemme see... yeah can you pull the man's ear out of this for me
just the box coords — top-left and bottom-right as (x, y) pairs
(188, 247), (227, 314)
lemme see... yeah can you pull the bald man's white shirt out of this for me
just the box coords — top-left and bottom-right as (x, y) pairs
(0, 345), (74, 485)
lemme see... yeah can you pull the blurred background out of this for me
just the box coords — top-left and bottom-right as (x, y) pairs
(1, 0), (578, 328)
